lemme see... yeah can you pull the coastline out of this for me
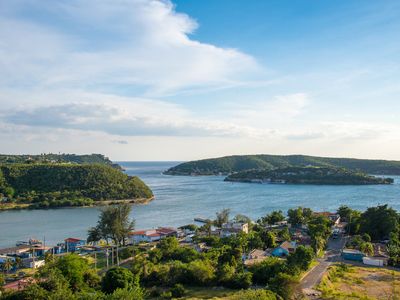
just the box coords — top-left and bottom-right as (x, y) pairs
(0, 196), (155, 212)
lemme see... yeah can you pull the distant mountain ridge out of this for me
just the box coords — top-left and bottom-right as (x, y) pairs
(0, 153), (122, 170)
(164, 154), (400, 176)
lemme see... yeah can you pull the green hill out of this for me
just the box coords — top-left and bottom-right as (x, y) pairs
(0, 164), (153, 209)
(0, 153), (122, 170)
(164, 154), (400, 176)
(225, 166), (394, 185)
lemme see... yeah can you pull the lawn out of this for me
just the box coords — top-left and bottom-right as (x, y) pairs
(317, 264), (400, 299)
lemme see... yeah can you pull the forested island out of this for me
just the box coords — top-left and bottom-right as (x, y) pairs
(225, 166), (394, 185)
(0, 163), (153, 210)
(164, 154), (400, 176)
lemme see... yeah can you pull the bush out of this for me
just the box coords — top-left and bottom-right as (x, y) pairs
(102, 267), (135, 294)
(229, 289), (278, 300)
(170, 283), (186, 298)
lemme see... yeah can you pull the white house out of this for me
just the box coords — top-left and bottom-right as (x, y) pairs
(220, 222), (249, 237)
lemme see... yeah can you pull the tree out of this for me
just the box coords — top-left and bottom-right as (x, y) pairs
(287, 245), (314, 272)
(260, 230), (277, 249)
(360, 242), (374, 256)
(52, 253), (94, 292)
(215, 208), (230, 227)
(261, 210), (285, 225)
(360, 205), (399, 240)
(0, 273), (4, 292)
(88, 203), (135, 245)
(2, 258), (13, 274)
(337, 205), (353, 222)
(233, 214), (252, 224)
(106, 287), (144, 300)
(102, 267), (135, 294)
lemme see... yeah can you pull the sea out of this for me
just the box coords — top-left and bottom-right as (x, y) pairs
(1, 161), (399, 248)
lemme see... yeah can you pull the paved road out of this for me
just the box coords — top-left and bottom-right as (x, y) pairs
(300, 235), (346, 298)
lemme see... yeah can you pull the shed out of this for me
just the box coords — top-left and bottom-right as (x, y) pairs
(341, 249), (365, 261)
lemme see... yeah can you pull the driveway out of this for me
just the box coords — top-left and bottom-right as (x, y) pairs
(300, 235), (345, 298)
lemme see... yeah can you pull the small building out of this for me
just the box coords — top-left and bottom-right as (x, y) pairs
(272, 241), (297, 257)
(129, 227), (178, 244)
(22, 257), (45, 269)
(220, 222), (249, 237)
(313, 212), (341, 226)
(244, 249), (271, 266)
(341, 249), (365, 261)
(362, 256), (387, 267)
(65, 238), (86, 252)
(0, 245), (31, 258)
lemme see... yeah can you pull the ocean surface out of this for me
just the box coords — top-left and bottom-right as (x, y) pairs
(1, 161), (399, 248)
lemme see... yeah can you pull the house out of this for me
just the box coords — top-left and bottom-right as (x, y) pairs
(244, 249), (271, 266)
(341, 249), (365, 261)
(313, 212), (341, 226)
(0, 245), (31, 258)
(220, 222), (249, 237)
(65, 238), (86, 252)
(129, 227), (178, 244)
(22, 257), (45, 269)
(272, 241), (297, 257)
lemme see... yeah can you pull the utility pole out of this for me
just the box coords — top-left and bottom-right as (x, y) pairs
(106, 249), (109, 269)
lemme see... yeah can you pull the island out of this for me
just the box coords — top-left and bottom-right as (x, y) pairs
(164, 154), (400, 176)
(224, 166), (394, 185)
(0, 162), (153, 210)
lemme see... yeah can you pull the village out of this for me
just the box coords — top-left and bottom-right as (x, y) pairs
(0, 206), (394, 297)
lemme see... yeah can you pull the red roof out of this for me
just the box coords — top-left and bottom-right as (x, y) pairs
(129, 230), (147, 236)
(65, 238), (84, 243)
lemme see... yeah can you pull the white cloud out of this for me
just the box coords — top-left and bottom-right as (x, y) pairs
(0, 0), (259, 97)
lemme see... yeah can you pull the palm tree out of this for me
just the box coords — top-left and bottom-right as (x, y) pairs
(13, 257), (23, 270)
(2, 258), (13, 274)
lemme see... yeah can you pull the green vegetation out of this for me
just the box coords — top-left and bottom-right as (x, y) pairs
(225, 166), (393, 185)
(88, 203), (135, 246)
(164, 154), (400, 175)
(0, 153), (122, 169)
(0, 253), (144, 300)
(0, 163), (153, 209)
(318, 264), (400, 299)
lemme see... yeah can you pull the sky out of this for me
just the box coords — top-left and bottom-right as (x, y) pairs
(1, 0), (400, 161)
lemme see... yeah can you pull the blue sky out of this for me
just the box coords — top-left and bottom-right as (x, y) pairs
(0, 0), (399, 160)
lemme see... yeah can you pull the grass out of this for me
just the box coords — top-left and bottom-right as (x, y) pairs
(317, 264), (400, 299)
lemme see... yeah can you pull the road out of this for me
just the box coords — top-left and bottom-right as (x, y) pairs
(300, 235), (346, 298)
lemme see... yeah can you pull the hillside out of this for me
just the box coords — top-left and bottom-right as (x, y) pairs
(225, 166), (393, 185)
(164, 154), (400, 176)
(0, 153), (122, 170)
(0, 164), (153, 209)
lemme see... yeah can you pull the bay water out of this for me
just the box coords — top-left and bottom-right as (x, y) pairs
(0, 161), (399, 248)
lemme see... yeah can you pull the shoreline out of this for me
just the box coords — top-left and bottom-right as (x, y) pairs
(0, 196), (155, 212)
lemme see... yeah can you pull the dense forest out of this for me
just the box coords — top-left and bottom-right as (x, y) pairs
(0, 153), (122, 170)
(225, 166), (394, 185)
(164, 154), (400, 176)
(0, 164), (153, 209)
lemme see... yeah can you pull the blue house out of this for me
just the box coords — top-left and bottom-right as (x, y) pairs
(341, 249), (365, 261)
(65, 238), (86, 252)
(272, 241), (297, 257)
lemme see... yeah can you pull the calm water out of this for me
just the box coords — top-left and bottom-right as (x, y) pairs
(0, 161), (399, 248)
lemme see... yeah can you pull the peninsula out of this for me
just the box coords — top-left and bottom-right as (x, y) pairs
(0, 154), (153, 210)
